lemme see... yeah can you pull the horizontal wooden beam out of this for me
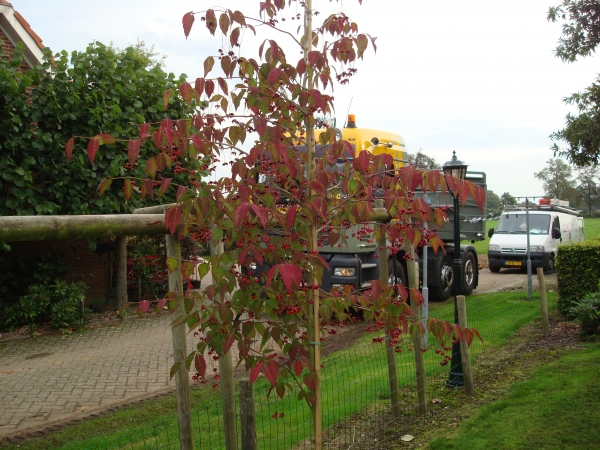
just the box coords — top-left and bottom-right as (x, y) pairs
(0, 214), (166, 242)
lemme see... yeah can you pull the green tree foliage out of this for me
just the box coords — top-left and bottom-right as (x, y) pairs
(0, 41), (204, 216)
(535, 158), (577, 201)
(406, 149), (441, 170)
(500, 192), (517, 208)
(486, 190), (501, 214)
(548, 1), (600, 166)
(576, 165), (599, 214)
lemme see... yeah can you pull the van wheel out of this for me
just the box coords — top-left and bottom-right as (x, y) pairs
(462, 252), (476, 296)
(489, 265), (501, 273)
(545, 255), (555, 273)
(430, 255), (454, 302)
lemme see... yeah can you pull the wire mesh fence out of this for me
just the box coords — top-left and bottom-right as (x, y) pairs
(85, 275), (556, 450)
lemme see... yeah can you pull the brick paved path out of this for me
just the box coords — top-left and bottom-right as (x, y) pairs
(0, 314), (197, 439)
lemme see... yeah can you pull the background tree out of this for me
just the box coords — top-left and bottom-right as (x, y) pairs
(576, 164), (599, 213)
(0, 41), (205, 216)
(500, 192), (517, 208)
(406, 149), (441, 170)
(486, 190), (501, 215)
(548, 0), (600, 166)
(535, 158), (577, 201)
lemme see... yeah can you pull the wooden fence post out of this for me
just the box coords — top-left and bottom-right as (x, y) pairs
(166, 233), (194, 450)
(536, 268), (550, 337)
(456, 295), (474, 395)
(404, 241), (427, 415)
(378, 231), (401, 416)
(115, 236), (127, 309)
(209, 237), (239, 450)
(239, 378), (257, 450)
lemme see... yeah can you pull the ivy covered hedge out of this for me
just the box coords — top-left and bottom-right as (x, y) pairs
(556, 239), (600, 317)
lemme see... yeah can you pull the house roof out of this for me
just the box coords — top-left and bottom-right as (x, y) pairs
(0, 0), (45, 67)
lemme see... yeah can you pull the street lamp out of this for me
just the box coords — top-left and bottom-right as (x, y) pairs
(442, 151), (468, 388)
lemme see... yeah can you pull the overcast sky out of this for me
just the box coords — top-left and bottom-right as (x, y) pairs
(13, 0), (600, 200)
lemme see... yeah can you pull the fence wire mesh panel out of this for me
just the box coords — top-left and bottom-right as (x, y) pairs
(17, 276), (555, 450)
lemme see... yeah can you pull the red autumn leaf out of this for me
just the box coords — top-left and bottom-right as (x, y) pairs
(356, 34), (368, 58)
(426, 170), (441, 192)
(97, 178), (113, 197)
(458, 180), (471, 206)
(176, 186), (187, 202)
(293, 359), (305, 376)
(268, 68), (281, 85)
(139, 300), (150, 314)
(230, 27), (240, 47)
(65, 137), (74, 162)
(127, 139), (141, 165)
(429, 236), (445, 255)
(95, 133), (116, 145)
(182, 12), (195, 38)
(412, 170), (423, 190)
(327, 231), (341, 247)
(404, 227), (415, 245)
(204, 56), (215, 77)
(165, 205), (182, 235)
(446, 174), (459, 196)
(353, 150), (370, 173)
(181, 260), (195, 279)
(296, 58), (306, 75)
(285, 204), (298, 230)
(217, 77), (228, 95)
(87, 138), (99, 164)
(234, 203), (251, 228)
(219, 12), (230, 34)
(470, 183), (486, 210)
(250, 204), (268, 228)
(453, 323), (464, 342)
(250, 362), (263, 384)
(472, 328), (484, 344)
(463, 328), (474, 346)
(123, 178), (133, 201)
(194, 353), (207, 378)
(145, 158), (158, 179)
(142, 179), (154, 199)
(157, 177), (172, 199)
(179, 82), (193, 103)
(308, 51), (321, 67)
(205, 9), (217, 35)
(205, 79), (215, 98)
(399, 165), (416, 190)
(264, 360), (280, 387)
(303, 373), (317, 392)
(253, 116), (267, 137)
(155, 299), (167, 313)
(139, 123), (150, 141)
(278, 264), (303, 293)
(409, 288), (424, 307)
(232, 10), (246, 26)
(223, 334), (235, 355)
(194, 78), (205, 97)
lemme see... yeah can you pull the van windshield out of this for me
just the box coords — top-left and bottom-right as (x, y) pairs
(495, 214), (550, 234)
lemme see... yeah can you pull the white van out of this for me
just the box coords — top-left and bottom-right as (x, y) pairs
(487, 199), (584, 273)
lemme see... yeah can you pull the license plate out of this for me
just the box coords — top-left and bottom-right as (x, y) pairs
(506, 261), (521, 267)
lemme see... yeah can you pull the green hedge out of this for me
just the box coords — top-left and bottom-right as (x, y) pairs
(556, 239), (600, 317)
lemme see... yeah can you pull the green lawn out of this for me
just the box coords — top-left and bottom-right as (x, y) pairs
(429, 342), (600, 450)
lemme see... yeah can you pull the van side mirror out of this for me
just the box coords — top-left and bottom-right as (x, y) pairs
(552, 228), (561, 239)
(488, 228), (494, 238)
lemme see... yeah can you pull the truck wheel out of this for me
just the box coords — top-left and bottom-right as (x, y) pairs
(388, 259), (407, 287)
(462, 252), (476, 296)
(430, 255), (454, 302)
(489, 265), (501, 273)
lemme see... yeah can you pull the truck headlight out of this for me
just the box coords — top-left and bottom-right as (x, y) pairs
(529, 245), (545, 252)
(488, 245), (500, 251)
(334, 267), (355, 277)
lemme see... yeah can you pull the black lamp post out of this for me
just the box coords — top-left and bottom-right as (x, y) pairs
(442, 151), (468, 388)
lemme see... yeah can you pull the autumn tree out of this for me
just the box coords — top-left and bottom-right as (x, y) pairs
(500, 192), (517, 208)
(486, 190), (501, 215)
(76, 2), (484, 447)
(548, 0), (600, 166)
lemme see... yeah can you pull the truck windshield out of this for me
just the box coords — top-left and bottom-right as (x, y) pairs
(495, 214), (550, 234)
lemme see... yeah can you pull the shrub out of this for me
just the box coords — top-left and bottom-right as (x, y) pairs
(556, 239), (600, 317)
(50, 280), (88, 329)
(570, 288), (600, 334)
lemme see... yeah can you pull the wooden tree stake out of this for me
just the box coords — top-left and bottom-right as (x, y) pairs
(456, 295), (474, 395)
(536, 268), (550, 337)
